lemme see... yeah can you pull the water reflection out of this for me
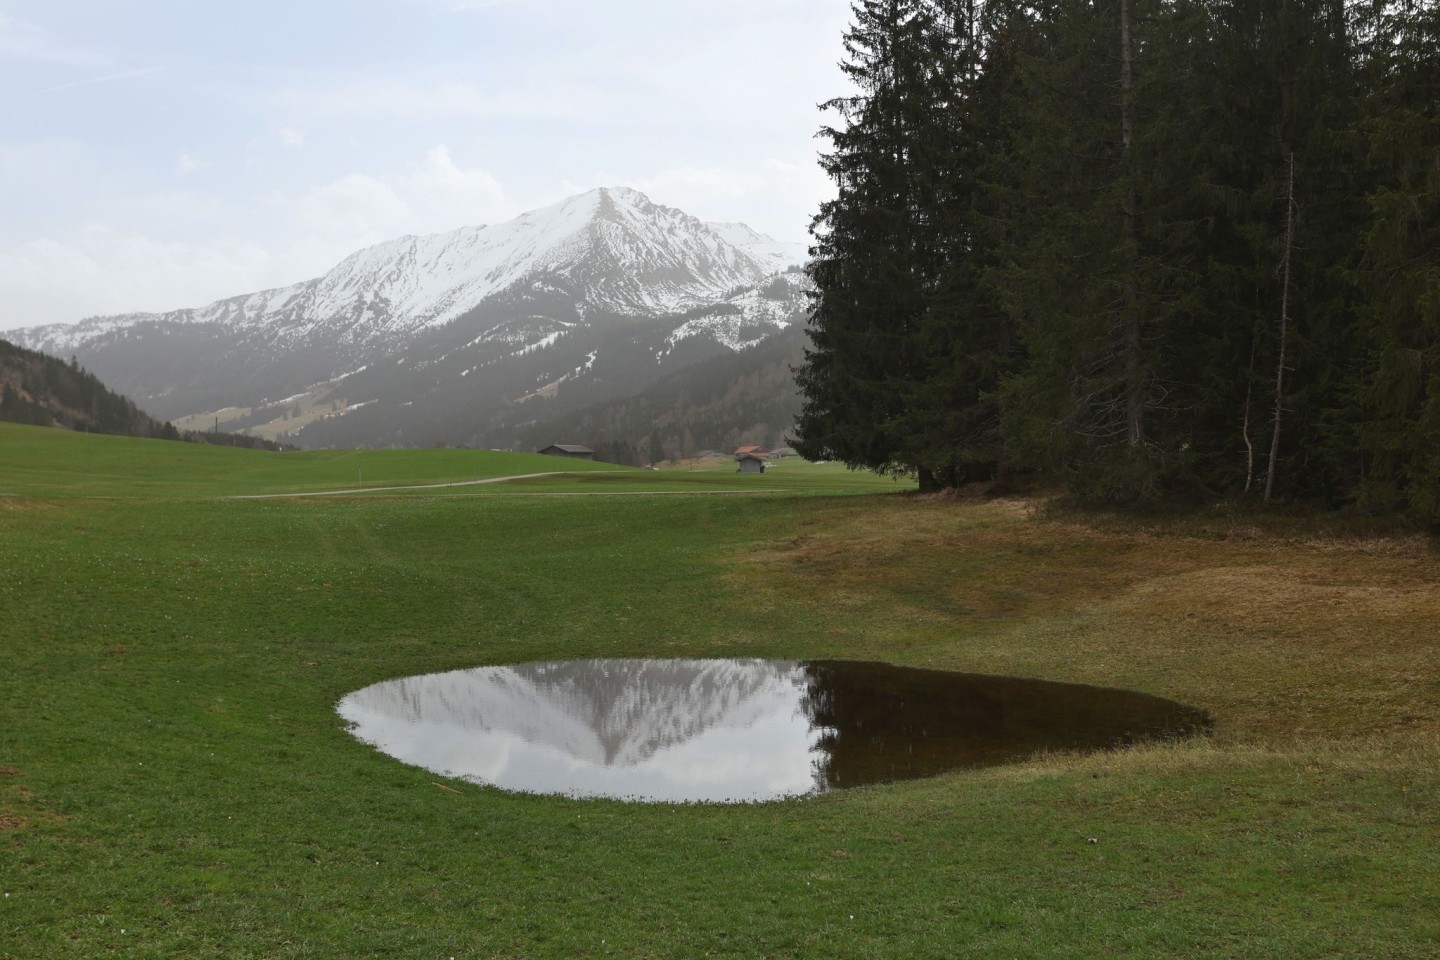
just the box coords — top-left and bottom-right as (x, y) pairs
(337, 659), (1210, 803)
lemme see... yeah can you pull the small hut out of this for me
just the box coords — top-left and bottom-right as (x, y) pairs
(538, 444), (596, 461)
(736, 453), (768, 474)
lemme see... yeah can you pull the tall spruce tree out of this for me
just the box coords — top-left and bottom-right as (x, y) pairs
(1342, 0), (1440, 521)
(794, 0), (959, 488)
(993, 0), (1180, 499)
(899, 0), (1027, 488)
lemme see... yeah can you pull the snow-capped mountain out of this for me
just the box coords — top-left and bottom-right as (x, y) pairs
(7, 187), (810, 448)
(19, 187), (794, 358)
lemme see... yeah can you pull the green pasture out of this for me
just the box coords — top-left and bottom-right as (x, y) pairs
(1, 426), (1437, 958)
(0, 423), (631, 499)
(0, 423), (903, 500)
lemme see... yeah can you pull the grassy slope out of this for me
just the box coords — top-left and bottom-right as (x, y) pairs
(1, 430), (1436, 958)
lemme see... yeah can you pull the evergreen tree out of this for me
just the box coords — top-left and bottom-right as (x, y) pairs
(1341, 0), (1440, 521)
(794, 0), (960, 488)
(897, 0), (1024, 488)
(796, 0), (1436, 517)
(994, 0), (1182, 499)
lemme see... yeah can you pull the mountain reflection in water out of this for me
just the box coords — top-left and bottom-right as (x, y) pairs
(337, 659), (1210, 803)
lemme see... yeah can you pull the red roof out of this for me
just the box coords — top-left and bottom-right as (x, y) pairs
(735, 444), (762, 455)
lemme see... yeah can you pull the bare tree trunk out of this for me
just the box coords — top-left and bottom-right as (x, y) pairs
(951, 0), (978, 82)
(1265, 151), (1296, 502)
(1121, 0), (1144, 451)
(1242, 336), (1258, 496)
(966, 0), (977, 83)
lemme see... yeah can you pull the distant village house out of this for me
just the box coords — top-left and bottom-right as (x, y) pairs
(538, 443), (596, 461)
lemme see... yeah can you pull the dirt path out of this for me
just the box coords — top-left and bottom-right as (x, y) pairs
(226, 472), (570, 499)
(227, 473), (770, 500)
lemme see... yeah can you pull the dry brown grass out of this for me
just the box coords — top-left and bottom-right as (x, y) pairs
(730, 497), (1440, 753)
(0, 497), (59, 516)
(0, 775), (65, 836)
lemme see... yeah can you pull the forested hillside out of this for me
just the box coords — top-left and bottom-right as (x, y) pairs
(0, 338), (285, 450)
(515, 324), (807, 463)
(797, 0), (1438, 520)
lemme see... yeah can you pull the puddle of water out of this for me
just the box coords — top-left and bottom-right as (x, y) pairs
(337, 659), (1210, 803)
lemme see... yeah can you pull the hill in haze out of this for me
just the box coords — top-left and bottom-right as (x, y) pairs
(0, 338), (285, 451)
(511, 323), (808, 463)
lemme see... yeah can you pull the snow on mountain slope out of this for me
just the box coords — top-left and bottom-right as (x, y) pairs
(14, 282), (316, 359)
(705, 221), (809, 273)
(664, 271), (811, 353)
(16, 188), (794, 359)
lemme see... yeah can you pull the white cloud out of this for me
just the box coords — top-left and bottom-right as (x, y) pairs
(406, 0), (528, 10)
(277, 126), (305, 148)
(271, 78), (584, 122)
(0, 147), (512, 329)
(42, 66), (165, 94)
(295, 174), (410, 241)
(401, 146), (508, 227)
(294, 146), (507, 243)
(0, 16), (111, 68)
(0, 225), (288, 329)
(177, 153), (208, 175)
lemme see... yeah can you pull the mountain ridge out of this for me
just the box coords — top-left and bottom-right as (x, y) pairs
(6, 188), (810, 450)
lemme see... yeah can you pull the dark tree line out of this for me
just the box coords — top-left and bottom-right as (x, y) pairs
(795, 0), (1439, 520)
(0, 338), (290, 451)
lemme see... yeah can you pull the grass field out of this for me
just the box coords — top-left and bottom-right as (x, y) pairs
(2, 423), (1437, 958)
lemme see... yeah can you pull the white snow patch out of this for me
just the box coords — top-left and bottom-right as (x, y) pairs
(516, 330), (563, 356)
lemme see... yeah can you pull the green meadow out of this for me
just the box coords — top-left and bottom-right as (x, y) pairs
(2, 422), (1437, 958)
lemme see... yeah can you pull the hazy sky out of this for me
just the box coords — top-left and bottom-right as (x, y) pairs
(0, 0), (850, 331)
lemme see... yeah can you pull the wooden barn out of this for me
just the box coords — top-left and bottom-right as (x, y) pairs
(538, 444), (596, 461)
(736, 453), (768, 474)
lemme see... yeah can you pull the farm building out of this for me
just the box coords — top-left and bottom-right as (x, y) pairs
(736, 453), (768, 474)
(538, 444), (596, 461)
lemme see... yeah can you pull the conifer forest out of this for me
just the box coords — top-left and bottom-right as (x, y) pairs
(794, 1), (1439, 520)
